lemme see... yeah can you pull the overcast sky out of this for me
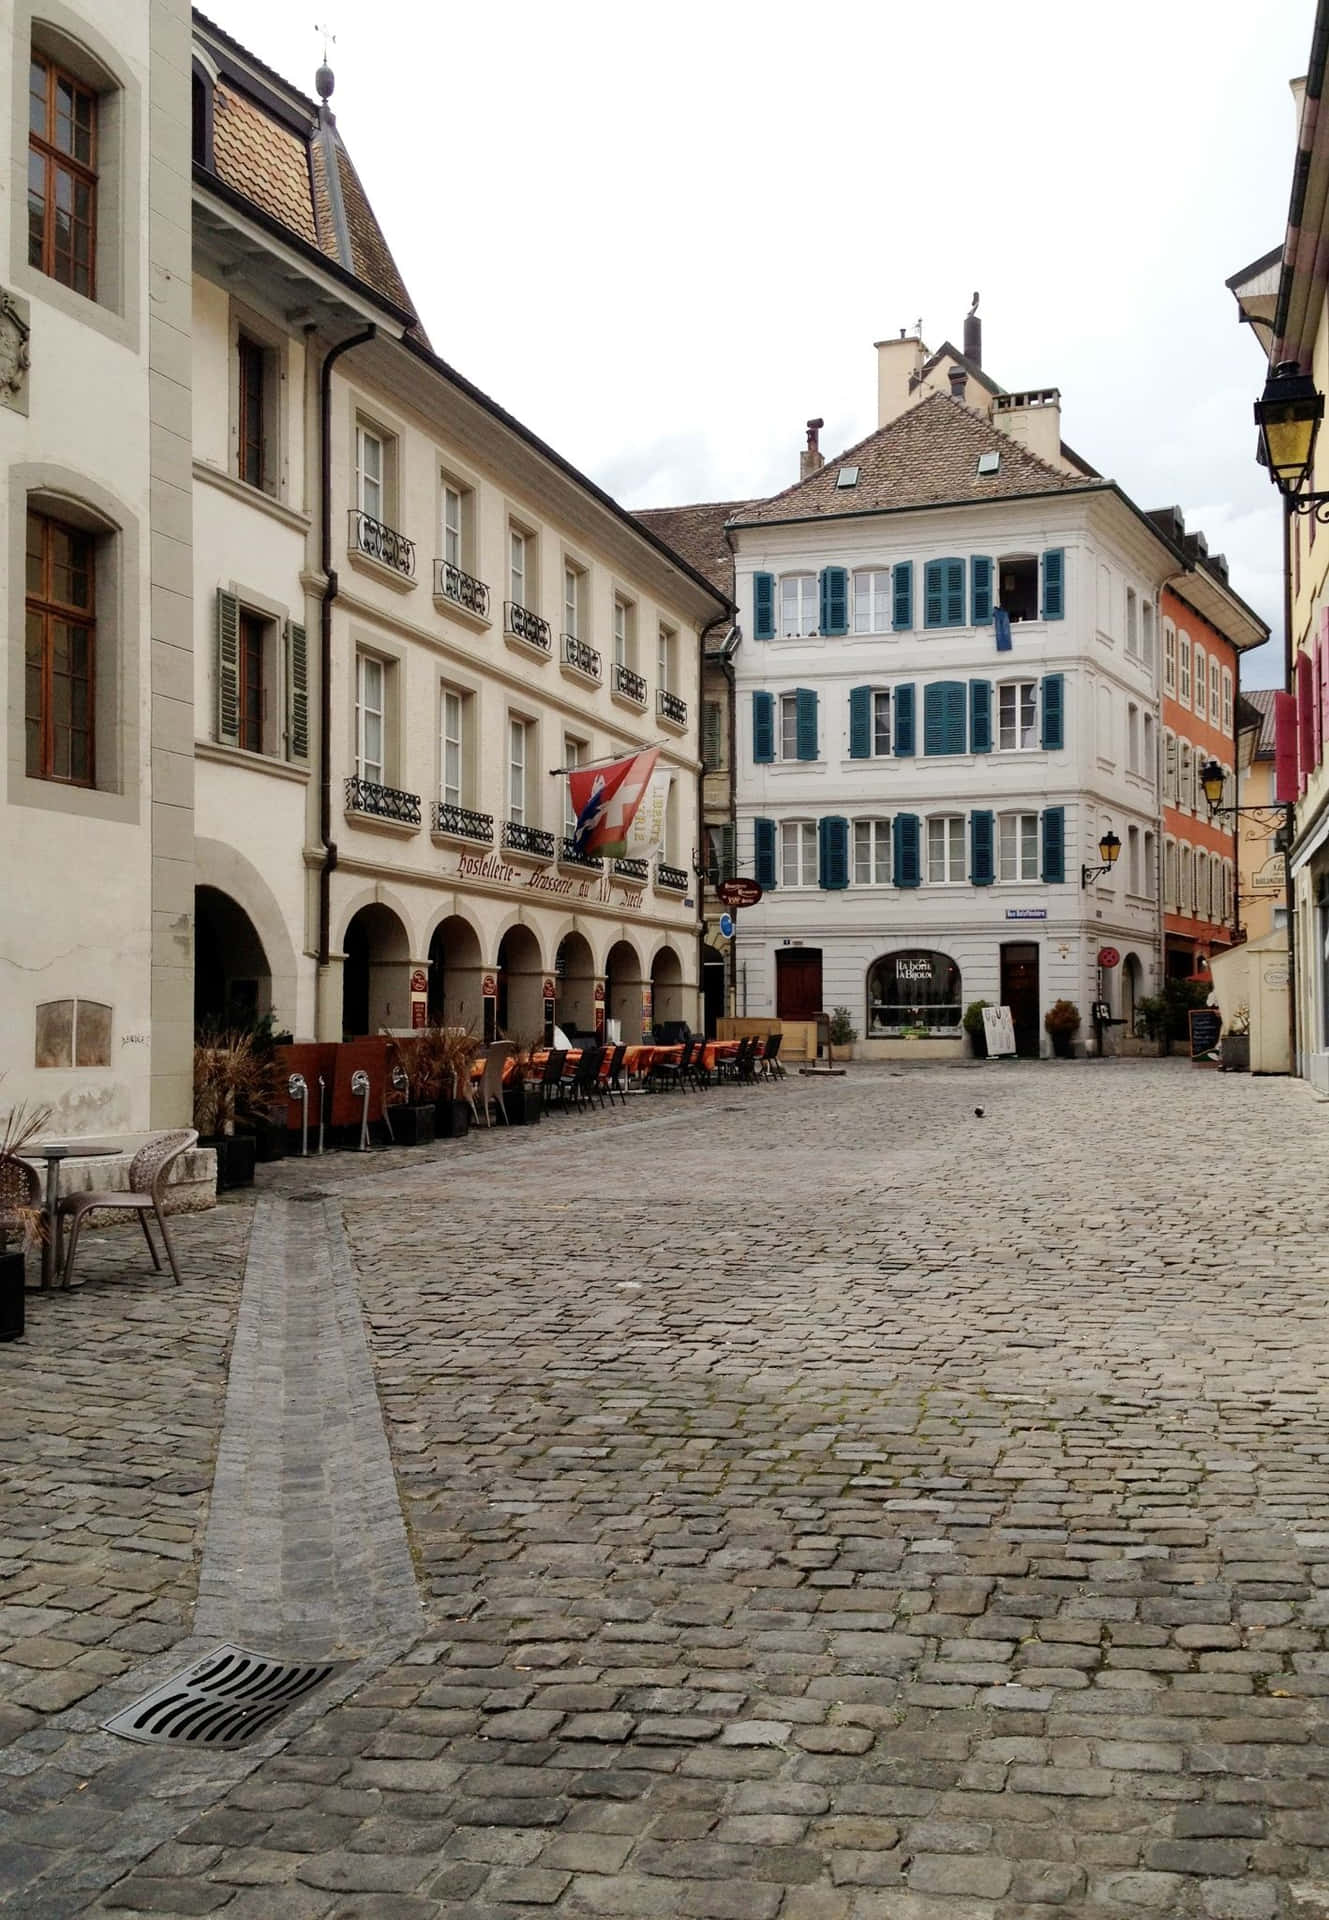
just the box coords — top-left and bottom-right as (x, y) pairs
(210, 0), (1312, 687)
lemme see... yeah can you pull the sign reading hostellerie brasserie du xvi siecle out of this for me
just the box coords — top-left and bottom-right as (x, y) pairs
(453, 849), (645, 908)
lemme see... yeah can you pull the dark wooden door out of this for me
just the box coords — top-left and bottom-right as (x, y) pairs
(776, 948), (823, 1020)
(1000, 942), (1040, 1057)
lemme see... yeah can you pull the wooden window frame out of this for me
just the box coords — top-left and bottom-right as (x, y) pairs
(237, 334), (267, 490)
(238, 608), (265, 755)
(28, 52), (98, 299)
(26, 510), (96, 787)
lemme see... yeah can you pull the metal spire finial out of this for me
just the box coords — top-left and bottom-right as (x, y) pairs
(314, 22), (335, 101)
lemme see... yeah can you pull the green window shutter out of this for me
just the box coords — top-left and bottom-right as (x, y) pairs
(702, 700), (723, 769)
(944, 558), (966, 626)
(1041, 672), (1065, 750)
(1041, 548), (1065, 621)
(819, 566), (848, 637)
(971, 556), (993, 625)
(923, 683), (944, 755)
(894, 683), (915, 756)
(285, 619), (309, 761)
(971, 809), (995, 885)
(1041, 805), (1065, 884)
(754, 572), (775, 641)
(924, 681), (965, 755)
(893, 560), (913, 630)
(796, 687), (818, 760)
(754, 817), (777, 889)
(818, 816), (849, 890)
(720, 823), (735, 880)
(969, 679), (992, 755)
(893, 813), (921, 888)
(944, 682), (965, 752)
(752, 690), (774, 763)
(216, 589), (240, 747)
(924, 560), (944, 628)
(848, 685), (872, 759)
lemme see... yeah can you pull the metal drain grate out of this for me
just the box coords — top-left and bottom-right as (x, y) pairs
(104, 1644), (340, 1749)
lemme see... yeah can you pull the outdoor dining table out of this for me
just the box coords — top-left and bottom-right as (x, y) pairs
(24, 1143), (122, 1289)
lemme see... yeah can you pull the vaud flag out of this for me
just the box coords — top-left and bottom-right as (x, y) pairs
(623, 767), (673, 857)
(568, 746), (661, 858)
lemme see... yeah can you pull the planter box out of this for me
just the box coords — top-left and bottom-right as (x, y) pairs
(390, 1103), (435, 1146)
(507, 1085), (543, 1126)
(0, 1249), (24, 1341)
(858, 1037), (966, 1063)
(1220, 1034), (1250, 1073)
(205, 1134), (256, 1190)
(829, 1044), (853, 1062)
(247, 1116), (288, 1164)
(435, 1099), (472, 1140)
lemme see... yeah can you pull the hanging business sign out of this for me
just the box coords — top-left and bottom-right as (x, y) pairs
(717, 879), (763, 909)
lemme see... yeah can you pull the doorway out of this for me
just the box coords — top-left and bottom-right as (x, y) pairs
(702, 943), (726, 1037)
(1000, 942), (1040, 1057)
(776, 947), (823, 1020)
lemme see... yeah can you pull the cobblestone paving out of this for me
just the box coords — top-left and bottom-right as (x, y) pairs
(7, 1060), (1329, 1918)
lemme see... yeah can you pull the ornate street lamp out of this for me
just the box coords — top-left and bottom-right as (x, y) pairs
(1081, 829), (1121, 889)
(1255, 361), (1327, 507)
(1198, 755), (1292, 841)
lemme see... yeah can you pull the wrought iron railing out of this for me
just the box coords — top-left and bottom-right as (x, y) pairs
(613, 857), (648, 882)
(559, 837), (602, 871)
(502, 819), (556, 858)
(432, 801), (494, 843)
(613, 662), (647, 703)
(657, 687), (688, 727)
(504, 601), (552, 652)
(433, 560), (490, 618)
(561, 633), (602, 681)
(348, 509), (415, 578)
(656, 861), (689, 892)
(345, 776), (421, 825)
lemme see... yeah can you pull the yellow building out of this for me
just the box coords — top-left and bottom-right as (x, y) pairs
(1235, 691), (1285, 943)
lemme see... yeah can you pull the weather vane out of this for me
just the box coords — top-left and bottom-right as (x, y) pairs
(315, 21), (335, 63)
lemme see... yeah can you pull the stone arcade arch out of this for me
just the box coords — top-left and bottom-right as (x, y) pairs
(554, 930), (596, 1037)
(496, 923), (544, 1041)
(650, 943), (686, 1034)
(193, 887), (271, 1032)
(426, 913), (485, 1030)
(342, 902), (412, 1038)
(604, 937), (645, 1042)
(193, 838), (301, 1037)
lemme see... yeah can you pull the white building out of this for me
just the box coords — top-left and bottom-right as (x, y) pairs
(0, 0), (194, 1129)
(189, 24), (724, 1051)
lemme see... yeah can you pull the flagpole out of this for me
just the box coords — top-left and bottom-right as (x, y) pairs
(548, 749), (648, 775)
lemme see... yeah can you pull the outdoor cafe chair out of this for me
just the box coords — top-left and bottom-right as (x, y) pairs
(718, 1036), (755, 1085)
(476, 1041), (514, 1127)
(566, 1045), (606, 1110)
(760, 1032), (785, 1080)
(528, 1048), (566, 1110)
(602, 1043), (628, 1107)
(0, 1153), (41, 1254)
(650, 1036), (694, 1093)
(59, 1129), (198, 1289)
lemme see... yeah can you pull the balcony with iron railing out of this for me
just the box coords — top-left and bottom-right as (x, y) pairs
(559, 837), (602, 872)
(504, 601), (552, 653)
(502, 819), (556, 859)
(433, 559), (490, 621)
(612, 661), (648, 707)
(657, 687), (688, 729)
(345, 775), (422, 827)
(560, 632), (602, 683)
(348, 509), (415, 580)
(655, 861), (689, 893)
(432, 801), (494, 844)
(612, 857), (649, 883)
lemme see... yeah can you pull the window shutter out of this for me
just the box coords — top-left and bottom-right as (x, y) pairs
(894, 683), (916, 756)
(754, 816), (777, 889)
(752, 690), (775, 763)
(971, 556), (993, 625)
(720, 823), (735, 881)
(1041, 672), (1065, 750)
(285, 619), (309, 761)
(893, 813), (921, 888)
(1041, 805), (1065, 884)
(971, 809), (995, 885)
(1041, 549), (1065, 620)
(893, 561), (913, 630)
(924, 560), (944, 629)
(753, 572), (775, 641)
(969, 680), (992, 755)
(1297, 647), (1314, 792)
(819, 815), (849, 890)
(923, 683), (943, 756)
(819, 566), (848, 637)
(848, 685), (872, 759)
(796, 687), (819, 760)
(924, 682), (965, 755)
(216, 589), (240, 747)
(944, 559), (966, 626)
(1274, 689), (1298, 802)
(702, 701), (723, 769)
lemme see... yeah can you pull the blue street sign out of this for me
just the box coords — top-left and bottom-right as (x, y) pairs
(718, 913), (734, 939)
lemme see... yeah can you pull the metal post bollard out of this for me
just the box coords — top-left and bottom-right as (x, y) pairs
(316, 1076), (326, 1154)
(287, 1073), (309, 1156)
(385, 1065), (408, 1145)
(351, 1068), (371, 1151)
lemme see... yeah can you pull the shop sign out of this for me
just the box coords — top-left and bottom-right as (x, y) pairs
(593, 981), (605, 1003)
(410, 968), (428, 995)
(452, 849), (644, 909)
(717, 879), (763, 908)
(895, 957), (934, 981)
(1098, 946), (1120, 969)
(481, 973), (497, 999)
(1005, 908), (1047, 920)
(541, 978), (555, 1001)
(411, 1000), (427, 1029)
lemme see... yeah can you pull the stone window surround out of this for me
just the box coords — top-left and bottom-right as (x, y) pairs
(228, 295), (287, 502)
(350, 625), (406, 790)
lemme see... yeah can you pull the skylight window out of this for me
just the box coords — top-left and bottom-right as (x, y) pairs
(976, 451), (1000, 476)
(835, 466), (860, 489)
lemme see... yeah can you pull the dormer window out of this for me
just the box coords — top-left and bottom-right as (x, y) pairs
(191, 60), (214, 170)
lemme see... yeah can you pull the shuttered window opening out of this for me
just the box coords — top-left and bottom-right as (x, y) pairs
(971, 556), (994, 625)
(778, 687), (818, 760)
(216, 590), (306, 764)
(970, 809), (995, 886)
(923, 681), (966, 756)
(780, 819), (818, 887)
(754, 816), (777, 888)
(924, 558), (966, 628)
(998, 682), (1037, 751)
(853, 570), (893, 634)
(1041, 548), (1065, 620)
(753, 573), (776, 641)
(927, 815), (966, 883)
(818, 815), (850, 889)
(752, 690), (775, 764)
(893, 561), (914, 630)
(852, 818), (891, 885)
(819, 567), (849, 637)
(1041, 806), (1065, 884)
(780, 574), (818, 637)
(998, 811), (1040, 881)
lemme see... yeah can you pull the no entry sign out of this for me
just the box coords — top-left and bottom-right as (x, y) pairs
(1098, 946), (1120, 968)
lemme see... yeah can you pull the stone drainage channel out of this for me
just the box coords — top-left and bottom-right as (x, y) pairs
(0, 1195), (422, 1920)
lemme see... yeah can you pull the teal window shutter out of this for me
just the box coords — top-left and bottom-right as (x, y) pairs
(971, 556), (993, 625)
(924, 560), (944, 628)
(1041, 549), (1065, 621)
(819, 566), (848, 637)
(971, 809), (995, 885)
(944, 558), (966, 626)
(1041, 672), (1065, 750)
(893, 561), (913, 630)
(893, 813), (921, 888)
(819, 816), (849, 890)
(894, 682), (915, 756)
(752, 690), (774, 763)
(1041, 806), (1065, 883)
(924, 681), (965, 755)
(969, 679), (992, 754)
(754, 817), (777, 889)
(754, 572), (776, 640)
(848, 685), (872, 759)
(796, 687), (818, 760)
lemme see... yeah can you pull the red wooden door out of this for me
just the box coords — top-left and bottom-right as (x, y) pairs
(776, 949), (823, 1019)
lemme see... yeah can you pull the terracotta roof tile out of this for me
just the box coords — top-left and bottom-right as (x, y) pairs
(212, 83), (318, 247)
(634, 501), (750, 600)
(1241, 686), (1277, 757)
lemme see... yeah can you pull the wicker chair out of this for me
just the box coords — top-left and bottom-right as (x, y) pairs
(0, 1153), (41, 1252)
(476, 1041), (514, 1127)
(58, 1130), (198, 1289)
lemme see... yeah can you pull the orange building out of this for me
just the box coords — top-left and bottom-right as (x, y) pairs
(1159, 557), (1266, 979)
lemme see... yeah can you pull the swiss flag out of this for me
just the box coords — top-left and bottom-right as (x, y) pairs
(568, 747), (660, 857)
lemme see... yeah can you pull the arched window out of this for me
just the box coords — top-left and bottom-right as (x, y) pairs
(866, 950), (962, 1035)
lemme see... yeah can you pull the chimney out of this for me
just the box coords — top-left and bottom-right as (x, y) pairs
(948, 364), (967, 403)
(875, 328), (927, 426)
(992, 387), (1066, 469)
(800, 417), (825, 481)
(963, 291), (981, 368)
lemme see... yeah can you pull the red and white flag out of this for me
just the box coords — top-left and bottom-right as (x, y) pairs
(568, 747), (661, 858)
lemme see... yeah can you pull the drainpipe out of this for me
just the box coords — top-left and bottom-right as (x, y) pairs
(696, 607), (732, 1035)
(1282, 496), (1299, 1075)
(317, 324), (376, 975)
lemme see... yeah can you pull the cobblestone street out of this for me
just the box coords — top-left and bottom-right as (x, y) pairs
(4, 1060), (1329, 1918)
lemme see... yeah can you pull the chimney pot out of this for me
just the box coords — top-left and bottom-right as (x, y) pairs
(800, 417), (826, 481)
(963, 291), (982, 368)
(949, 365), (967, 402)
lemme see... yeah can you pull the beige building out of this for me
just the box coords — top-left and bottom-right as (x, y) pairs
(0, 0), (194, 1131)
(1235, 690), (1286, 943)
(189, 23), (725, 1051)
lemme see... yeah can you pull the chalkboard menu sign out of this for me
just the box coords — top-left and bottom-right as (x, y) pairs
(1189, 1007), (1222, 1059)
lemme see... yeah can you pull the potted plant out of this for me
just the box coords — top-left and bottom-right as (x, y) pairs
(395, 1022), (479, 1139)
(827, 1007), (857, 1061)
(1044, 1000), (1081, 1059)
(385, 1033), (439, 1147)
(963, 1000), (991, 1060)
(1135, 993), (1169, 1057)
(0, 1092), (51, 1341)
(242, 1012), (288, 1162)
(193, 1027), (283, 1188)
(1220, 1004), (1251, 1073)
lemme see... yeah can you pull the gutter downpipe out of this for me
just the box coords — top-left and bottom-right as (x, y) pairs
(1283, 497), (1299, 1077)
(318, 324), (377, 1000)
(696, 605), (732, 1037)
